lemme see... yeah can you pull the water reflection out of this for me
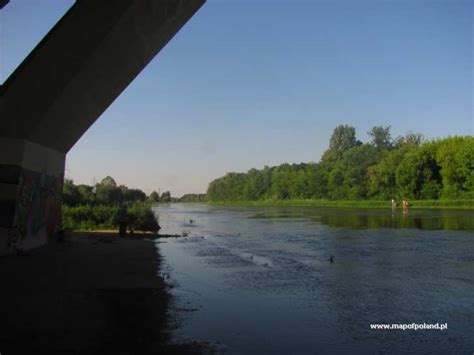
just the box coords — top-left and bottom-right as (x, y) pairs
(156, 204), (474, 354)
(249, 207), (474, 230)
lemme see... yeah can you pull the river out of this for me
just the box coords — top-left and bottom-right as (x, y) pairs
(153, 203), (474, 354)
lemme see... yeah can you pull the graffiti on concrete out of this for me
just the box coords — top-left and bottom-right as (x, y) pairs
(10, 169), (63, 248)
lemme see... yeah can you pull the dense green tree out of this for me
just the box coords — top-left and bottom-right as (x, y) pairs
(339, 144), (379, 199)
(77, 184), (95, 204)
(436, 136), (474, 198)
(95, 182), (122, 205)
(393, 131), (424, 149)
(368, 147), (410, 199)
(149, 191), (161, 202)
(205, 126), (472, 202)
(306, 163), (328, 198)
(120, 186), (146, 203)
(127, 202), (160, 233)
(160, 191), (172, 203)
(99, 176), (117, 187)
(396, 143), (442, 199)
(243, 167), (272, 200)
(321, 125), (360, 165)
(368, 125), (392, 151)
(63, 176), (149, 206)
(327, 165), (345, 199)
(63, 179), (82, 206)
(270, 164), (292, 199)
(179, 193), (207, 202)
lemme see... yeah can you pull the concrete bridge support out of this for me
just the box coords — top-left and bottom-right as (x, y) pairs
(0, 0), (205, 254)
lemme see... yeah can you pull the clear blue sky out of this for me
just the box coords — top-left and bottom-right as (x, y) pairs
(1, 0), (472, 196)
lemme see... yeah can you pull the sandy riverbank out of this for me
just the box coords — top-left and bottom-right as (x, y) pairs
(0, 232), (204, 354)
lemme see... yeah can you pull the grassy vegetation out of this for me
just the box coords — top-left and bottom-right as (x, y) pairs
(63, 205), (118, 230)
(63, 202), (160, 232)
(207, 199), (474, 209)
(63, 177), (161, 232)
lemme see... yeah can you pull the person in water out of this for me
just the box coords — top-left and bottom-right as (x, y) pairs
(391, 199), (397, 211)
(402, 199), (409, 214)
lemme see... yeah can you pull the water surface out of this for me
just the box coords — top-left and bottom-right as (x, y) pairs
(154, 204), (474, 354)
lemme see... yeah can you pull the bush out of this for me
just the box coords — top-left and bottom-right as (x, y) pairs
(62, 202), (160, 233)
(127, 202), (160, 233)
(63, 205), (118, 230)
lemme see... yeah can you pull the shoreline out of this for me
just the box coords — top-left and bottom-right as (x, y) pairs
(203, 199), (473, 210)
(0, 232), (204, 354)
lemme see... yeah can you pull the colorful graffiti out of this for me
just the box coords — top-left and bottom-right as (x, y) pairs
(10, 168), (63, 249)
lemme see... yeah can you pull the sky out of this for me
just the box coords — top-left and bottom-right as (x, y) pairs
(1, 0), (472, 196)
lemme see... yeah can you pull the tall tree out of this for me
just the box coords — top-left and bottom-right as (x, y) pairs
(95, 176), (122, 205)
(368, 125), (392, 151)
(321, 125), (359, 165)
(63, 179), (82, 206)
(396, 143), (442, 199)
(368, 147), (411, 199)
(160, 191), (171, 203)
(436, 136), (474, 198)
(149, 191), (161, 202)
(99, 176), (117, 187)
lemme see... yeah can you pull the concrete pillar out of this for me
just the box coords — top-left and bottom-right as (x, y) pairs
(0, 139), (65, 254)
(0, 0), (205, 254)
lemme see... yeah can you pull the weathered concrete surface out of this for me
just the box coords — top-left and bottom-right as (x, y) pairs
(0, 0), (205, 254)
(0, 139), (65, 254)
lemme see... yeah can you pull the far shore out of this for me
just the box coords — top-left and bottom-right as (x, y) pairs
(201, 199), (474, 210)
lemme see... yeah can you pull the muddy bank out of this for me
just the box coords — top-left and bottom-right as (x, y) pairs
(0, 232), (203, 355)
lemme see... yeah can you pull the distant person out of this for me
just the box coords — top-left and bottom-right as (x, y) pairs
(391, 199), (397, 211)
(402, 200), (409, 214)
(117, 204), (128, 237)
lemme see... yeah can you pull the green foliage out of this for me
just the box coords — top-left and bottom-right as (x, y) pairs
(338, 144), (379, 199)
(148, 191), (160, 202)
(100, 176), (117, 187)
(63, 177), (148, 206)
(396, 143), (442, 199)
(436, 136), (474, 199)
(62, 202), (160, 232)
(95, 181), (123, 206)
(63, 179), (82, 206)
(179, 193), (207, 202)
(393, 131), (425, 149)
(321, 124), (360, 166)
(62, 204), (118, 230)
(368, 125), (393, 151)
(121, 186), (147, 203)
(77, 184), (95, 204)
(210, 199), (474, 209)
(62, 177), (160, 232)
(206, 125), (473, 202)
(368, 147), (411, 199)
(160, 191), (172, 203)
(127, 202), (160, 233)
(63, 179), (96, 206)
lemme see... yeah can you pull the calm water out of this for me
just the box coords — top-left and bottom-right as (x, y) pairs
(154, 204), (474, 354)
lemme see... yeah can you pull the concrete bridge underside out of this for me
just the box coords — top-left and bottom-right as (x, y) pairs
(0, 0), (205, 254)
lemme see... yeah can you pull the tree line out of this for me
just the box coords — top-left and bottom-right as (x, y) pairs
(62, 176), (172, 232)
(207, 125), (473, 201)
(63, 176), (172, 206)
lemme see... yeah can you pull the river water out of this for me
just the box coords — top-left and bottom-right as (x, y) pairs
(153, 203), (474, 354)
